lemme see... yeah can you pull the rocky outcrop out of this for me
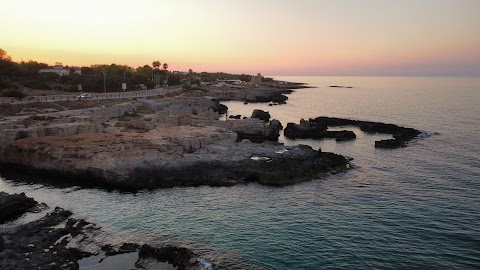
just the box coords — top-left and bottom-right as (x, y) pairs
(310, 117), (421, 148)
(209, 100), (228, 115)
(0, 194), (204, 270)
(284, 122), (356, 142)
(0, 192), (38, 223)
(0, 206), (92, 270)
(137, 245), (197, 270)
(251, 109), (271, 122)
(230, 118), (281, 143)
(270, 119), (283, 130)
(0, 130), (348, 190)
(247, 90), (290, 104)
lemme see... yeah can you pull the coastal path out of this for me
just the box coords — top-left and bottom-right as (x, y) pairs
(0, 86), (183, 104)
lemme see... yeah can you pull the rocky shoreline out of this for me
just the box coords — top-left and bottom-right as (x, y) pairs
(0, 82), (350, 190)
(0, 192), (206, 270)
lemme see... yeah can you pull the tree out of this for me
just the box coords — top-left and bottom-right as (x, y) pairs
(0, 49), (18, 75)
(18, 60), (49, 76)
(0, 48), (12, 61)
(136, 65), (153, 77)
(152, 61), (161, 69)
(162, 63), (168, 71)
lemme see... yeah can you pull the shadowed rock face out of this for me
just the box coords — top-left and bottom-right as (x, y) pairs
(0, 192), (38, 224)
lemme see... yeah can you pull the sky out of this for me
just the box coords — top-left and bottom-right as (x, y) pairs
(1, 0), (480, 76)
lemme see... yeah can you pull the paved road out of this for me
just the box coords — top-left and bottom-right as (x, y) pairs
(0, 86), (183, 104)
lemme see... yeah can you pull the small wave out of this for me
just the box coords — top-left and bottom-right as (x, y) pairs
(198, 258), (214, 270)
(418, 131), (441, 138)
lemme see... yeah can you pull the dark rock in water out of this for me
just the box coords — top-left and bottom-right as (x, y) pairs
(0, 206), (94, 270)
(137, 245), (197, 270)
(270, 119), (283, 130)
(228, 114), (241, 119)
(310, 116), (421, 148)
(328, 130), (357, 141)
(246, 91), (290, 104)
(284, 123), (356, 141)
(0, 192), (38, 224)
(251, 109), (271, 122)
(210, 101), (228, 115)
(102, 243), (141, 256)
(284, 123), (328, 139)
(375, 139), (406, 148)
(329, 85), (353, 88)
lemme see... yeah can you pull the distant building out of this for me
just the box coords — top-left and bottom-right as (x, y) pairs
(172, 71), (188, 75)
(39, 62), (81, 76)
(250, 73), (263, 84)
(213, 79), (243, 87)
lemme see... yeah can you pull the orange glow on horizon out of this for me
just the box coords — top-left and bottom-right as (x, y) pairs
(1, 0), (479, 75)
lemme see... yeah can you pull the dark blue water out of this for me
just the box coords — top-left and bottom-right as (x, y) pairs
(1, 76), (479, 269)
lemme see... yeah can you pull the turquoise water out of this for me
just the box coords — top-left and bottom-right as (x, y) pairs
(1, 76), (480, 269)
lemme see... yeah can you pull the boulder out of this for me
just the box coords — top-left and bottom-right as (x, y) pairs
(270, 119), (283, 130)
(251, 109), (271, 122)
(0, 192), (38, 223)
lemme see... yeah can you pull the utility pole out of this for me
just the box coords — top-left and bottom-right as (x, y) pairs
(103, 72), (106, 93)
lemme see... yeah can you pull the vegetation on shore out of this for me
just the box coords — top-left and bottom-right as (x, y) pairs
(0, 48), (260, 96)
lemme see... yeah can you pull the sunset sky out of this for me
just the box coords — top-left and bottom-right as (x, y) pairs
(1, 0), (479, 75)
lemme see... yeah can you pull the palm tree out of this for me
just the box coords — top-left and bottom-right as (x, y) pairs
(152, 61), (161, 69)
(162, 63), (168, 71)
(151, 61), (162, 86)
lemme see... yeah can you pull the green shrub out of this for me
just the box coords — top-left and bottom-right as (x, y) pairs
(0, 89), (27, 99)
(20, 80), (51, 90)
(134, 106), (155, 115)
(0, 79), (18, 90)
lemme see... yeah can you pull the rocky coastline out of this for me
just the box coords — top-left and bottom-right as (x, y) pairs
(0, 192), (205, 270)
(0, 82), (349, 190)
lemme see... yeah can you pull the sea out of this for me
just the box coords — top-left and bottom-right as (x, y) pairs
(1, 76), (479, 269)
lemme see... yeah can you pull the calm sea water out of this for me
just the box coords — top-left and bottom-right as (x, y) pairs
(1, 76), (480, 269)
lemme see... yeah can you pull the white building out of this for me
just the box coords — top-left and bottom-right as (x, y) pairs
(39, 62), (81, 76)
